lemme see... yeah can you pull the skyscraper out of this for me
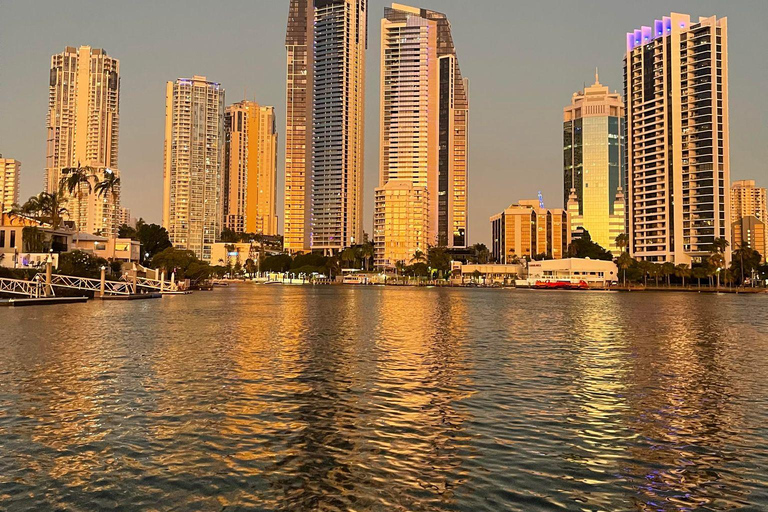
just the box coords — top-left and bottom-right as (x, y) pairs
(163, 76), (225, 262)
(564, 73), (625, 254)
(625, 14), (730, 264)
(284, 0), (312, 253)
(374, 3), (469, 269)
(0, 156), (20, 211)
(46, 46), (121, 236)
(224, 101), (278, 235)
(731, 180), (767, 261)
(284, 0), (367, 254)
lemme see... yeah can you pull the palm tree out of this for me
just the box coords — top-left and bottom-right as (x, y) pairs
(615, 233), (629, 254)
(674, 264), (691, 288)
(360, 243), (374, 271)
(341, 247), (358, 269)
(661, 262), (676, 287)
(709, 237), (729, 289)
(60, 164), (95, 196)
(617, 252), (633, 286)
(95, 170), (121, 237)
(60, 164), (95, 239)
(41, 192), (68, 229)
(94, 169), (120, 201)
(410, 250), (426, 264)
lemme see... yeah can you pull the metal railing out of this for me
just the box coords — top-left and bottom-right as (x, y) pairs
(2, 270), (178, 298)
(0, 277), (46, 298)
(43, 274), (133, 295)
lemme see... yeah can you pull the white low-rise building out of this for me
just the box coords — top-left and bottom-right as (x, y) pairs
(527, 258), (618, 286)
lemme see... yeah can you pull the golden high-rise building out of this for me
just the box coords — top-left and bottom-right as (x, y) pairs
(731, 180), (767, 261)
(491, 201), (571, 263)
(625, 14), (731, 264)
(0, 156), (20, 211)
(284, 0), (366, 254)
(46, 46), (121, 237)
(224, 101), (278, 235)
(564, 73), (626, 254)
(163, 76), (225, 262)
(374, 3), (469, 269)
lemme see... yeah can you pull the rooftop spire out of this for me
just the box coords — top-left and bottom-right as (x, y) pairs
(595, 67), (600, 85)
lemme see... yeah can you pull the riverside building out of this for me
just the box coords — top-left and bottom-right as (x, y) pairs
(490, 201), (570, 264)
(563, 73), (625, 254)
(163, 76), (225, 262)
(46, 46), (121, 237)
(625, 14), (731, 265)
(224, 101), (278, 235)
(0, 156), (20, 211)
(373, 3), (469, 269)
(731, 180), (767, 261)
(284, 0), (367, 254)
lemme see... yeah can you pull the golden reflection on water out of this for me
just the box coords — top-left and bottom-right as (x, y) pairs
(0, 287), (766, 511)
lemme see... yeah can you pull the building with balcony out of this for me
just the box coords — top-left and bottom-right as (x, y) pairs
(163, 76), (225, 262)
(731, 180), (767, 260)
(625, 14), (731, 264)
(284, 0), (367, 254)
(0, 156), (20, 210)
(46, 46), (122, 236)
(373, 3), (470, 270)
(224, 101), (278, 236)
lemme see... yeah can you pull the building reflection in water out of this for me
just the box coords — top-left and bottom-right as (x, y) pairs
(561, 293), (754, 510)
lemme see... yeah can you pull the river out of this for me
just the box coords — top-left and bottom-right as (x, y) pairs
(1, 286), (767, 511)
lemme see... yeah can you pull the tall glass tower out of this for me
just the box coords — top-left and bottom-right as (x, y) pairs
(563, 73), (626, 254)
(284, 0), (367, 254)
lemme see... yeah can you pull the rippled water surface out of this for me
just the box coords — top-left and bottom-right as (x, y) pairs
(1, 286), (767, 511)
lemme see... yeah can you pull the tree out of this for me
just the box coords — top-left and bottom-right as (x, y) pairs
(118, 223), (137, 239)
(567, 230), (613, 261)
(708, 237), (729, 289)
(674, 264), (691, 288)
(427, 246), (451, 278)
(637, 260), (654, 287)
(410, 250), (427, 264)
(360, 243), (374, 271)
(469, 243), (490, 264)
(261, 254), (292, 273)
(245, 258), (257, 277)
(58, 250), (109, 278)
(325, 254), (341, 279)
(219, 228), (240, 243)
(661, 262), (676, 287)
(18, 192), (68, 229)
(21, 227), (45, 253)
(341, 247), (358, 268)
(94, 169), (120, 202)
(730, 246), (762, 285)
(617, 252), (633, 286)
(692, 266), (708, 288)
(150, 247), (213, 284)
(615, 233), (629, 254)
(60, 165), (94, 197)
(136, 223), (172, 262)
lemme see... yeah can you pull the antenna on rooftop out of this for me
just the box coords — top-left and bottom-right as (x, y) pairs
(538, 191), (545, 209)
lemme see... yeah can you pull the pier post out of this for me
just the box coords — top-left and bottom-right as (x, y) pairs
(100, 266), (106, 298)
(160, 270), (166, 293)
(131, 264), (138, 295)
(45, 261), (53, 297)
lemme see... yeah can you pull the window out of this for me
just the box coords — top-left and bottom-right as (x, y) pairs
(9, 230), (15, 249)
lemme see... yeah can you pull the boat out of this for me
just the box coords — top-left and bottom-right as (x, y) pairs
(533, 280), (590, 290)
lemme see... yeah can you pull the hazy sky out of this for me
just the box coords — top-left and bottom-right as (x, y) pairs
(1, 0), (767, 246)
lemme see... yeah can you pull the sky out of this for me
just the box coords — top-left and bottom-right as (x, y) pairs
(1, 0), (767, 247)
